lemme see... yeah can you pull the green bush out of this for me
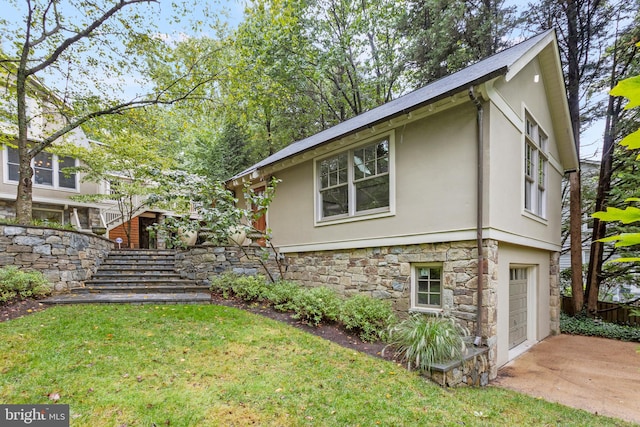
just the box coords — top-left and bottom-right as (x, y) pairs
(560, 312), (640, 342)
(384, 313), (467, 371)
(264, 280), (302, 312)
(0, 266), (52, 303)
(209, 273), (237, 298)
(339, 294), (397, 342)
(290, 286), (342, 326)
(231, 275), (269, 302)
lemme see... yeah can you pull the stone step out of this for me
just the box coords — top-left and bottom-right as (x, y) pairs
(74, 284), (209, 294)
(43, 292), (212, 305)
(92, 269), (180, 276)
(102, 257), (176, 264)
(91, 268), (181, 280)
(85, 277), (194, 288)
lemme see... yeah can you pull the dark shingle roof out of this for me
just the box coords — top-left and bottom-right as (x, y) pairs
(231, 30), (554, 181)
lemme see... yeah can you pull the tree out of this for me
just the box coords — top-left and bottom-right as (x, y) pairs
(586, 11), (640, 310)
(0, 0), (219, 224)
(522, 0), (615, 314)
(402, 0), (516, 86)
(592, 42), (640, 307)
(56, 109), (176, 247)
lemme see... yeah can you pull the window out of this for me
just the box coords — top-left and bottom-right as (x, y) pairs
(58, 156), (77, 189)
(318, 138), (390, 220)
(523, 114), (548, 217)
(411, 265), (442, 310)
(5, 147), (77, 190)
(34, 151), (53, 185)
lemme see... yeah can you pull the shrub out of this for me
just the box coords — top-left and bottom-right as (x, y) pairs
(209, 273), (237, 298)
(0, 266), (51, 303)
(560, 312), (640, 342)
(231, 275), (269, 302)
(384, 313), (467, 371)
(264, 280), (302, 312)
(290, 286), (342, 326)
(339, 294), (397, 342)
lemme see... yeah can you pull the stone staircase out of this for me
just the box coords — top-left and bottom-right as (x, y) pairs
(44, 249), (211, 305)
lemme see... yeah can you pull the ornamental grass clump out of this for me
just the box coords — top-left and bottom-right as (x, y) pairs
(0, 266), (52, 303)
(384, 313), (467, 372)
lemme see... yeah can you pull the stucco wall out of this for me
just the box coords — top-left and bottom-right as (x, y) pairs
(0, 224), (113, 291)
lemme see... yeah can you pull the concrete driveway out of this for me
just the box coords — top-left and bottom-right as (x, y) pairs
(493, 334), (640, 425)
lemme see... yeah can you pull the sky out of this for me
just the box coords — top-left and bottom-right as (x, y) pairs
(1, 0), (606, 162)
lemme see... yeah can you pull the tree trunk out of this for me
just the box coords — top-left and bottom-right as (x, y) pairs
(585, 97), (615, 314)
(15, 63), (33, 225)
(569, 171), (584, 313)
(566, 0), (584, 314)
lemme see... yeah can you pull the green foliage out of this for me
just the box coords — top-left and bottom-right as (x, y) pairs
(289, 286), (342, 326)
(209, 273), (240, 299)
(231, 275), (270, 302)
(560, 312), (640, 342)
(339, 294), (397, 342)
(593, 60), (640, 263)
(263, 280), (302, 312)
(0, 267), (51, 303)
(384, 313), (468, 371)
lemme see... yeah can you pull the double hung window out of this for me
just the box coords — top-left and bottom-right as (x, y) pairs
(5, 147), (77, 190)
(524, 114), (548, 218)
(318, 138), (390, 220)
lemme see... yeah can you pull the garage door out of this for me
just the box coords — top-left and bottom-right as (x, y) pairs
(509, 268), (528, 349)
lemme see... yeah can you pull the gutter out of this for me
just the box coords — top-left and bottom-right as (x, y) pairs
(469, 86), (484, 347)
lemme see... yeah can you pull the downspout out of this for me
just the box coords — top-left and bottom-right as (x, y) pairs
(469, 87), (484, 347)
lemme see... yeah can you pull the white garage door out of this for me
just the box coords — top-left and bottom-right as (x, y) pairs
(509, 268), (528, 349)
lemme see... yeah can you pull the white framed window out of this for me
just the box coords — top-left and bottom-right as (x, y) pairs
(5, 147), (77, 190)
(523, 114), (548, 218)
(317, 135), (392, 221)
(410, 264), (443, 312)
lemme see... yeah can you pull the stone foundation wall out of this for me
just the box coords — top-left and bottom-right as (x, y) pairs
(0, 225), (113, 291)
(282, 239), (500, 378)
(175, 245), (281, 285)
(549, 251), (561, 334)
(427, 347), (490, 387)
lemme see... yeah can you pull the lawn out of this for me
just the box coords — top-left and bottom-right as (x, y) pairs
(0, 304), (631, 426)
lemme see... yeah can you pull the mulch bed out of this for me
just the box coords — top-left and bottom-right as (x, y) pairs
(0, 295), (395, 362)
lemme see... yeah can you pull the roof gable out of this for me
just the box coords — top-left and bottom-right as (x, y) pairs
(232, 29), (576, 181)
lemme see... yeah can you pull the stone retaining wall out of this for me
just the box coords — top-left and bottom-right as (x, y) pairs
(427, 346), (490, 387)
(175, 245), (281, 285)
(0, 224), (113, 291)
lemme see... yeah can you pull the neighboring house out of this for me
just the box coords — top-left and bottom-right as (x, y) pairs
(0, 68), (109, 231)
(228, 30), (578, 378)
(559, 160), (599, 271)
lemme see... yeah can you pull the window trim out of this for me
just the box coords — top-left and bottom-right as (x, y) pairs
(4, 147), (79, 192)
(410, 263), (444, 313)
(522, 111), (548, 219)
(314, 132), (395, 226)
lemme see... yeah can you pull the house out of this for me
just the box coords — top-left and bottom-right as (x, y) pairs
(228, 29), (578, 379)
(0, 67), (110, 231)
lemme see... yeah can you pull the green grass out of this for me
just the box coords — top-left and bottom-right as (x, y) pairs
(0, 305), (632, 426)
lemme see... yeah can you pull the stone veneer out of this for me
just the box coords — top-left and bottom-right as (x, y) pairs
(282, 240), (501, 377)
(0, 224), (113, 291)
(175, 245), (280, 285)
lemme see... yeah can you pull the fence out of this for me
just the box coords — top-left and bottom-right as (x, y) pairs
(561, 296), (640, 326)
